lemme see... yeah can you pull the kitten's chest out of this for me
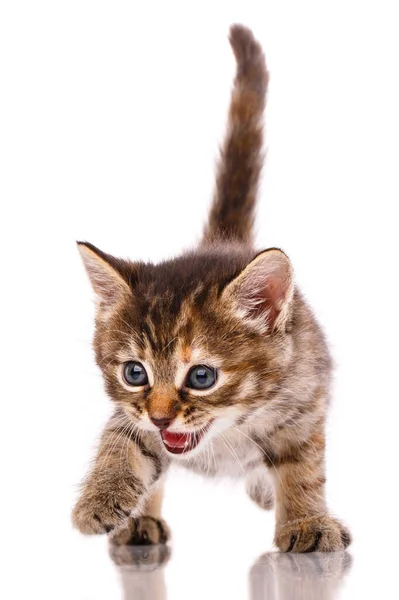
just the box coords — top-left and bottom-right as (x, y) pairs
(177, 433), (262, 478)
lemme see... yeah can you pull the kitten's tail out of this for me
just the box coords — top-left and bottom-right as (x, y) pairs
(202, 25), (269, 246)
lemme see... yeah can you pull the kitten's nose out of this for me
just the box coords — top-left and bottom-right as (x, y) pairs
(150, 417), (174, 430)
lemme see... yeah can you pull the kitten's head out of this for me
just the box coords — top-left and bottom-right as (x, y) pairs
(78, 241), (294, 458)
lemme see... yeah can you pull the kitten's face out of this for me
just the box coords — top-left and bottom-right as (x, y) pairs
(86, 246), (294, 459)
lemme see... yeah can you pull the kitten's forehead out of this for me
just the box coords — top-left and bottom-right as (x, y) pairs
(116, 299), (224, 372)
(115, 247), (255, 347)
(137, 292), (200, 353)
(108, 247), (258, 372)
(175, 334), (224, 366)
(140, 306), (218, 364)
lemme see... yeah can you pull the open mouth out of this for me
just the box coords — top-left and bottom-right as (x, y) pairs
(161, 422), (212, 455)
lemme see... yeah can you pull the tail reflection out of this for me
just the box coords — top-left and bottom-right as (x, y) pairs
(109, 544), (170, 600)
(250, 551), (352, 600)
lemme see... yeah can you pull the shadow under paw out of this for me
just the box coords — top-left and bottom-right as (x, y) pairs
(109, 516), (170, 547)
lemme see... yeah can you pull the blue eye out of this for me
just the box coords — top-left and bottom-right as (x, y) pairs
(123, 362), (148, 386)
(186, 365), (217, 390)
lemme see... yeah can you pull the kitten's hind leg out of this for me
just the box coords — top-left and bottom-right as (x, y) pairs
(110, 481), (170, 546)
(246, 466), (275, 510)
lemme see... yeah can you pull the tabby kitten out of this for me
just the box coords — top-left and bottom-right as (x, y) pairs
(72, 25), (351, 553)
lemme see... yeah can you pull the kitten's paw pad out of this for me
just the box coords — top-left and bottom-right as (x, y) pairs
(72, 488), (136, 535)
(110, 516), (171, 546)
(275, 515), (351, 553)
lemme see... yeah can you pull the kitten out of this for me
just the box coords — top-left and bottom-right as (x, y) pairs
(72, 24), (351, 553)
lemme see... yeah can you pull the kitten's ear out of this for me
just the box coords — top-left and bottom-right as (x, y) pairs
(77, 242), (131, 314)
(222, 249), (294, 333)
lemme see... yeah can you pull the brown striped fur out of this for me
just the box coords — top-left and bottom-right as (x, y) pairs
(203, 25), (268, 245)
(72, 25), (350, 553)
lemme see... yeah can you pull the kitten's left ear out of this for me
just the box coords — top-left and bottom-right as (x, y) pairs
(77, 241), (132, 316)
(222, 249), (294, 333)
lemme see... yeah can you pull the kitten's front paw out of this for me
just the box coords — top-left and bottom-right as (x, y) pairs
(110, 516), (171, 546)
(275, 515), (351, 553)
(72, 482), (140, 535)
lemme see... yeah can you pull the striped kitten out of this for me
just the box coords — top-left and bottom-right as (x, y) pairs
(72, 25), (351, 553)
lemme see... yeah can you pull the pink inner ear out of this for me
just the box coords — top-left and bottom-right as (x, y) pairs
(252, 273), (285, 324)
(236, 250), (293, 330)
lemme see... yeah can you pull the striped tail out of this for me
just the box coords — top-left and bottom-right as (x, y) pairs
(202, 25), (269, 246)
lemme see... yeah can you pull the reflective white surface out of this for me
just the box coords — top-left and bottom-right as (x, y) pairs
(113, 546), (352, 600)
(2, 512), (389, 600)
(1, 468), (394, 599)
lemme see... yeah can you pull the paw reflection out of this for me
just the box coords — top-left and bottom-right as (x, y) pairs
(250, 551), (352, 600)
(109, 543), (171, 599)
(109, 543), (352, 599)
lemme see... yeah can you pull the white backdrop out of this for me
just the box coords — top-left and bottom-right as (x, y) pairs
(1, 1), (398, 598)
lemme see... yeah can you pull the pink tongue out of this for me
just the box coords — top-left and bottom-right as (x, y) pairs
(162, 431), (192, 449)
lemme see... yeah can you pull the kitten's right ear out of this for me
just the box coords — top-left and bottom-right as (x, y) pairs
(222, 248), (294, 334)
(77, 242), (131, 314)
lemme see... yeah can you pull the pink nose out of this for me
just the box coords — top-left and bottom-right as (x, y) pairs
(150, 417), (173, 430)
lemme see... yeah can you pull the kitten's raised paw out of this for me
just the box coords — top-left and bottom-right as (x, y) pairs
(110, 516), (171, 546)
(275, 515), (351, 553)
(72, 484), (138, 535)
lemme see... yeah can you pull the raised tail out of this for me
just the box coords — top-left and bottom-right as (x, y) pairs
(202, 25), (269, 246)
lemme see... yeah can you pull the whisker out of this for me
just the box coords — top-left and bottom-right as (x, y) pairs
(211, 424), (245, 475)
(210, 439), (218, 472)
(220, 432), (246, 474)
(98, 417), (132, 472)
(95, 329), (133, 339)
(120, 421), (137, 470)
(162, 336), (178, 352)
